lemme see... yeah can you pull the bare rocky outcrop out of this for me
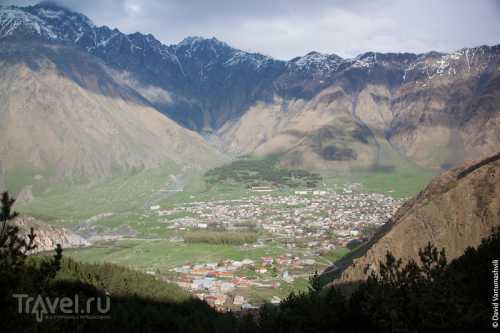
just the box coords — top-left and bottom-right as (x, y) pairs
(332, 152), (500, 286)
(13, 215), (90, 253)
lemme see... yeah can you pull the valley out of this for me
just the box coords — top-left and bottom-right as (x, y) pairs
(26, 161), (405, 308)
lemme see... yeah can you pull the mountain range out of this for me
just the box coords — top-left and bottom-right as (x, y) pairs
(0, 2), (500, 192)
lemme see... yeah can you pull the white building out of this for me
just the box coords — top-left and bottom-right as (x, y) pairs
(233, 295), (245, 305)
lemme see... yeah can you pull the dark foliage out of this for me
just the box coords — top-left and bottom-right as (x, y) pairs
(253, 228), (499, 332)
(1, 192), (64, 331)
(205, 156), (322, 188)
(184, 230), (258, 245)
(320, 146), (357, 161)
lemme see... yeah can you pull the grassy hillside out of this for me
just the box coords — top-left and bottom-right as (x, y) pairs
(16, 162), (179, 222)
(54, 257), (190, 302)
(348, 168), (435, 198)
(158, 173), (251, 207)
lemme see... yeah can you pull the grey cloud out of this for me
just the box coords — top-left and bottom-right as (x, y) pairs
(1, 0), (499, 59)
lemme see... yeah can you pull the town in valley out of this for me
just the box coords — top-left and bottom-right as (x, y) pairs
(141, 184), (404, 310)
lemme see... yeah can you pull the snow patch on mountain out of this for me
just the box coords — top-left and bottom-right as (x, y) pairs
(0, 3), (498, 89)
(224, 50), (277, 71)
(289, 51), (344, 75)
(351, 53), (377, 69)
(402, 45), (496, 82)
(175, 36), (231, 59)
(0, 6), (57, 39)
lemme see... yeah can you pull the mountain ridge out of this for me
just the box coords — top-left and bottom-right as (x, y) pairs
(1, 2), (500, 174)
(2, 3), (496, 68)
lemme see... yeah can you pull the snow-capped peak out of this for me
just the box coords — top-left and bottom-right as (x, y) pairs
(173, 36), (235, 61)
(0, 3), (183, 73)
(223, 50), (280, 71)
(0, 3), (96, 42)
(176, 36), (230, 50)
(1, 3), (497, 87)
(289, 51), (344, 75)
(30, 2), (96, 28)
(402, 46), (495, 82)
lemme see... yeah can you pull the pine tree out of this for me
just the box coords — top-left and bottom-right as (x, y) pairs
(0, 191), (37, 267)
(308, 270), (322, 293)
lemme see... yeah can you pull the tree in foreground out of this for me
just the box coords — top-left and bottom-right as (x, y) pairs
(1, 191), (38, 303)
(1, 191), (63, 331)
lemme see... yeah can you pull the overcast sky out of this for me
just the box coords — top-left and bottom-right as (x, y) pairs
(2, 0), (500, 59)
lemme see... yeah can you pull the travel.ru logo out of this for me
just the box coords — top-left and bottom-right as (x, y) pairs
(13, 293), (111, 322)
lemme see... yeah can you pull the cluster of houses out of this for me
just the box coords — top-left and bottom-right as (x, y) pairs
(146, 183), (404, 307)
(152, 184), (402, 251)
(167, 254), (321, 310)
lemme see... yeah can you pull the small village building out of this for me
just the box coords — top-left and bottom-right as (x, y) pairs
(233, 295), (245, 306)
(270, 296), (281, 304)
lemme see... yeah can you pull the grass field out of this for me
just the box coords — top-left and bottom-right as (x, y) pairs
(159, 173), (251, 207)
(321, 165), (435, 199)
(321, 135), (437, 198)
(74, 211), (180, 238)
(349, 168), (435, 198)
(241, 277), (310, 303)
(64, 240), (287, 272)
(321, 247), (351, 263)
(16, 162), (179, 222)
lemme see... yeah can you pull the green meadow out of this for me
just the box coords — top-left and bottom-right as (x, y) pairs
(16, 162), (179, 222)
(64, 240), (287, 273)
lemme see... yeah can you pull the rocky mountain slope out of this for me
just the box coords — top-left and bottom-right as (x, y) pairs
(218, 47), (500, 172)
(0, 3), (284, 132)
(13, 215), (89, 252)
(1, 3), (499, 174)
(330, 152), (500, 286)
(0, 39), (223, 194)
